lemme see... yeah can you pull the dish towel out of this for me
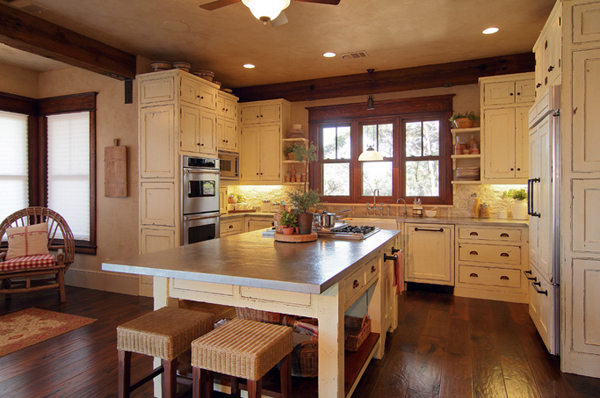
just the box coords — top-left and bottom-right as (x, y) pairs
(393, 250), (404, 295)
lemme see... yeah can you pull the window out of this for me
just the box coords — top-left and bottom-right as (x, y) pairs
(308, 95), (453, 204)
(0, 92), (97, 253)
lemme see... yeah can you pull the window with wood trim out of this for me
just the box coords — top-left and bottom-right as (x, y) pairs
(0, 91), (97, 254)
(308, 95), (453, 205)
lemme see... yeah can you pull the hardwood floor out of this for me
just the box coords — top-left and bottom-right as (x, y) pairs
(1, 286), (599, 398)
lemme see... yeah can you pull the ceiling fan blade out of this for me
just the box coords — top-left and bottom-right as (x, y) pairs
(270, 11), (288, 27)
(200, 0), (241, 11)
(294, 0), (341, 5)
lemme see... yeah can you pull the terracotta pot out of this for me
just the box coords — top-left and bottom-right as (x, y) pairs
(453, 118), (474, 129)
(282, 227), (294, 235)
(297, 212), (313, 235)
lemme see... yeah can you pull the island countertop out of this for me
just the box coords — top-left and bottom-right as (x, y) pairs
(102, 229), (400, 295)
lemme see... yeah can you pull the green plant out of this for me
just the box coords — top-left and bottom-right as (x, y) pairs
(283, 144), (297, 157)
(235, 193), (243, 203)
(449, 111), (479, 123)
(502, 188), (527, 201)
(288, 189), (321, 213)
(290, 142), (318, 194)
(279, 209), (298, 228)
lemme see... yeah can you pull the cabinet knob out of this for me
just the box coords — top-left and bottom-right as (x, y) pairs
(510, 168), (514, 171)
(229, 225), (233, 229)
(517, 92), (521, 96)
(536, 83), (542, 88)
(353, 280), (360, 289)
(371, 265), (377, 274)
(469, 273), (479, 278)
(548, 66), (554, 72)
(517, 168), (521, 171)
(510, 93), (514, 96)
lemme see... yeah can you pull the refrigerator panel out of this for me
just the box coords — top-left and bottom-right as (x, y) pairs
(527, 268), (560, 355)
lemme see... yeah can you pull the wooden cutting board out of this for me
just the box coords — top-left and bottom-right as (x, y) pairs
(105, 139), (127, 197)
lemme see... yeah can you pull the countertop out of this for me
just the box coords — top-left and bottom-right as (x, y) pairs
(102, 229), (400, 295)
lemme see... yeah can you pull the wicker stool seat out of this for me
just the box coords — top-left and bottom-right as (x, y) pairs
(191, 318), (293, 398)
(117, 307), (214, 398)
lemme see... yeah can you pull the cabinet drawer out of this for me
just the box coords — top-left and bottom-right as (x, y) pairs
(365, 255), (380, 284)
(458, 265), (521, 289)
(140, 76), (175, 104)
(457, 227), (521, 242)
(180, 77), (216, 110)
(220, 219), (244, 237)
(344, 266), (365, 305)
(458, 243), (521, 266)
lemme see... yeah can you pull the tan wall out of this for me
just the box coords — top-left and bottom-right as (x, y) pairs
(38, 67), (140, 294)
(0, 62), (39, 98)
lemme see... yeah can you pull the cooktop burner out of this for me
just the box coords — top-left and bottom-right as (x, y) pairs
(329, 225), (377, 234)
(317, 225), (380, 240)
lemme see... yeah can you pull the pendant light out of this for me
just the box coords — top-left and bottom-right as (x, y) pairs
(366, 68), (375, 110)
(367, 95), (375, 111)
(358, 147), (383, 161)
(242, 0), (290, 23)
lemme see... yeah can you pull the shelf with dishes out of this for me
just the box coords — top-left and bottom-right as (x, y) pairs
(451, 127), (481, 187)
(282, 138), (309, 185)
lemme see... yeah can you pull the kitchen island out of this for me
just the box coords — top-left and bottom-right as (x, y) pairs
(102, 229), (401, 398)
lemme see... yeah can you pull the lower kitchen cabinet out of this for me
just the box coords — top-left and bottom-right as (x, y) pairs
(404, 223), (454, 286)
(246, 216), (274, 232)
(220, 218), (244, 237)
(454, 225), (529, 303)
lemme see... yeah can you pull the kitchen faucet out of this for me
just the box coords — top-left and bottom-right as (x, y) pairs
(366, 189), (384, 215)
(396, 198), (408, 217)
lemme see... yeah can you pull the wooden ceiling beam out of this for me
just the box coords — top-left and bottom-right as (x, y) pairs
(0, 3), (136, 80)
(233, 53), (535, 103)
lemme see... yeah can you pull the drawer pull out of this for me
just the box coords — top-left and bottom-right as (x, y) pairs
(500, 253), (509, 257)
(470, 232), (479, 236)
(353, 280), (360, 289)
(414, 227), (444, 232)
(500, 233), (510, 238)
(371, 265), (377, 274)
(532, 281), (548, 296)
(228, 225), (233, 229)
(469, 273), (479, 278)
(523, 270), (537, 281)
(384, 254), (397, 262)
(500, 276), (509, 280)
(391, 246), (400, 254)
(470, 251), (478, 255)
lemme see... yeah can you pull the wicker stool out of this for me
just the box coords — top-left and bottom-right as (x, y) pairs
(117, 307), (214, 398)
(191, 318), (293, 398)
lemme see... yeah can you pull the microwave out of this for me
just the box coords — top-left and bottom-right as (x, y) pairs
(218, 152), (239, 179)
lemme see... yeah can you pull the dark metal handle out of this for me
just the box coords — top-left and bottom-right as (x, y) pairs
(500, 253), (509, 257)
(371, 265), (377, 274)
(510, 93), (514, 96)
(531, 178), (541, 218)
(384, 254), (397, 262)
(536, 83), (542, 88)
(353, 280), (360, 289)
(548, 66), (554, 72)
(470, 232), (479, 236)
(391, 246), (400, 254)
(470, 251), (478, 255)
(523, 270), (537, 281)
(532, 281), (548, 295)
(527, 178), (532, 215)
(500, 233), (509, 238)
(414, 227), (444, 232)
(469, 273), (478, 278)
(500, 276), (509, 280)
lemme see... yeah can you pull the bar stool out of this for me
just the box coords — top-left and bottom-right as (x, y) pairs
(117, 306), (214, 398)
(191, 318), (293, 398)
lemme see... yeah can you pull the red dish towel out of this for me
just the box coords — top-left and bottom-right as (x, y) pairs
(393, 250), (404, 295)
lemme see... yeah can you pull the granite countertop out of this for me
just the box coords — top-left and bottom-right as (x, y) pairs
(102, 229), (400, 295)
(340, 215), (528, 227)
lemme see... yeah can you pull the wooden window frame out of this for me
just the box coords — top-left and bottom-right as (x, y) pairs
(308, 95), (454, 205)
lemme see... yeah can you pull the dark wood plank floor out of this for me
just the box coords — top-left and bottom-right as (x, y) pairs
(1, 286), (599, 398)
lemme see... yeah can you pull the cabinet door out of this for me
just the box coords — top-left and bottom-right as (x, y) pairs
(405, 223), (454, 285)
(260, 125), (281, 182)
(139, 76), (175, 104)
(515, 80), (536, 104)
(198, 112), (217, 156)
(247, 218), (274, 232)
(545, 15), (562, 86)
(140, 182), (176, 227)
(535, 49), (545, 98)
(515, 106), (530, 179)
(483, 108), (516, 179)
(223, 119), (238, 151)
(180, 105), (201, 153)
(180, 76), (216, 110)
(483, 81), (515, 106)
(241, 105), (261, 125)
(140, 105), (176, 178)
(260, 104), (281, 124)
(240, 126), (261, 181)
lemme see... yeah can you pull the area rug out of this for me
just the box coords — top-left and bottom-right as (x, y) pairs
(0, 308), (96, 357)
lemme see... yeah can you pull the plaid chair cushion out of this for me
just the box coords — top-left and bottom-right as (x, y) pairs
(0, 254), (56, 272)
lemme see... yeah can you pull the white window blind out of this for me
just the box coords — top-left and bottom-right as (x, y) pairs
(0, 110), (28, 223)
(47, 112), (90, 241)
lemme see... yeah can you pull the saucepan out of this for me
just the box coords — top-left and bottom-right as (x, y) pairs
(314, 209), (351, 228)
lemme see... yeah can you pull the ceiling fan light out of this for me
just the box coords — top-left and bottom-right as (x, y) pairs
(242, 0), (291, 22)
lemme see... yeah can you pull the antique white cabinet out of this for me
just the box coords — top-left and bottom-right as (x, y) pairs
(217, 91), (239, 152)
(480, 73), (534, 184)
(245, 216), (274, 232)
(404, 223), (454, 285)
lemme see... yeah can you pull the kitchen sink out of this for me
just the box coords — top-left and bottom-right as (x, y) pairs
(340, 217), (399, 230)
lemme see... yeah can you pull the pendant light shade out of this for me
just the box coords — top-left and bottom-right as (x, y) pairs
(242, 0), (291, 23)
(358, 146), (383, 161)
(367, 95), (375, 111)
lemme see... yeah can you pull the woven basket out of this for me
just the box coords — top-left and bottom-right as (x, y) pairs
(453, 118), (474, 129)
(345, 316), (371, 352)
(235, 307), (283, 324)
(291, 341), (318, 377)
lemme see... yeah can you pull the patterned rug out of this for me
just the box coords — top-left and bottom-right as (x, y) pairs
(0, 308), (96, 357)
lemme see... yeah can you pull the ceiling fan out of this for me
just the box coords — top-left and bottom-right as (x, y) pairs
(200, 0), (341, 27)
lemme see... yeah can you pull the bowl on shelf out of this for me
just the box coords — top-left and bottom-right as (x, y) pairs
(425, 209), (437, 218)
(173, 61), (191, 72)
(150, 60), (172, 71)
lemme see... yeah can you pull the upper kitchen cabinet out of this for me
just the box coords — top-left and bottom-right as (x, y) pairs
(480, 73), (534, 184)
(239, 99), (291, 184)
(217, 91), (239, 153)
(533, 2), (563, 98)
(137, 69), (219, 158)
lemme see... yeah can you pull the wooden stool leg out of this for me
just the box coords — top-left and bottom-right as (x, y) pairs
(202, 369), (214, 398)
(192, 367), (201, 398)
(162, 358), (178, 398)
(280, 352), (292, 398)
(247, 379), (262, 398)
(231, 376), (240, 398)
(58, 268), (66, 303)
(118, 350), (132, 398)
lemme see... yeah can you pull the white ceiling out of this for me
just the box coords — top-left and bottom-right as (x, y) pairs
(0, 0), (555, 88)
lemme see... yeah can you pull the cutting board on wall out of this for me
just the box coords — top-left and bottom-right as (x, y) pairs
(105, 139), (127, 197)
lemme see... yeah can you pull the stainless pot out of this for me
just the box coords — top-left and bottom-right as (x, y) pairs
(316, 209), (350, 228)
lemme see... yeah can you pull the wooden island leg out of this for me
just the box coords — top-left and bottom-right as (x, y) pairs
(317, 283), (345, 398)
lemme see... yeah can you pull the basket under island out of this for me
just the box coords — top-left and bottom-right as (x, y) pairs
(102, 229), (401, 398)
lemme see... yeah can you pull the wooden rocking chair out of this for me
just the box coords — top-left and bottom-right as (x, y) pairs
(0, 207), (75, 303)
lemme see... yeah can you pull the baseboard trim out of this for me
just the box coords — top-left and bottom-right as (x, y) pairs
(454, 286), (528, 303)
(65, 268), (139, 296)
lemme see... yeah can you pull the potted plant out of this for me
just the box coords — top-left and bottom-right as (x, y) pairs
(279, 209), (298, 235)
(283, 144), (295, 160)
(449, 111), (479, 129)
(290, 142), (318, 193)
(288, 189), (321, 234)
(502, 188), (528, 220)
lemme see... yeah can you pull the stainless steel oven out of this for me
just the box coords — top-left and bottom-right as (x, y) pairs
(181, 155), (220, 245)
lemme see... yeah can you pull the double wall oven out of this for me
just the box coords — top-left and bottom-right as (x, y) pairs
(181, 156), (220, 245)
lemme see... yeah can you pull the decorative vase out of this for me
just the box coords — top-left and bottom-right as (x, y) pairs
(453, 118), (474, 129)
(511, 200), (528, 220)
(297, 212), (313, 235)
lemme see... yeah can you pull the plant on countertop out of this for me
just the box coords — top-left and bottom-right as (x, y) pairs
(502, 188), (527, 201)
(279, 209), (298, 228)
(288, 189), (321, 214)
(449, 111), (479, 124)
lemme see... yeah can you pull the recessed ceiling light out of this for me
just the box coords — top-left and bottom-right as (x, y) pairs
(483, 27), (499, 35)
(323, 52), (336, 58)
(162, 21), (189, 32)
(243, 64), (256, 69)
